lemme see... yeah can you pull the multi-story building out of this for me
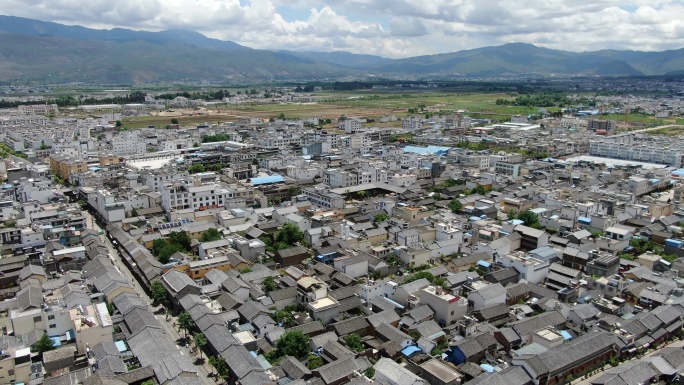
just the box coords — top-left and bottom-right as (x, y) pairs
(587, 119), (617, 131)
(302, 187), (345, 209)
(494, 162), (522, 177)
(403, 116), (423, 131)
(495, 251), (550, 284)
(17, 104), (59, 115)
(585, 250), (620, 277)
(160, 180), (232, 212)
(589, 141), (684, 167)
(339, 118), (362, 133)
(419, 285), (468, 326)
(49, 154), (89, 180)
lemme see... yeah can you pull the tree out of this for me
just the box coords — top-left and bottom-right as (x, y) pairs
(374, 214), (389, 223)
(364, 367), (375, 379)
(187, 164), (205, 174)
(448, 199), (462, 213)
(517, 210), (539, 227)
(239, 267), (253, 274)
(344, 333), (365, 353)
(307, 354), (324, 369)
(275, 223), (304, 247)
(168, 231), (192, 251)
(141, 380), (156, 385)
(193, 332), (207, 359)
(171, 118), (179, 124)
(115, 120), (122, 127)
(177, 312), (195, 340)
(263, 276), (277, 292)
(131, 208), (138, 217)
(266, 330), (310, 363)
(151, 280), (168, 305)
(209, 356), (229, 378)
(31, 333), (55, 353)
(201, 228), (222, 243)
(271, 305), (297, 327)
(473, 185), (488, 195)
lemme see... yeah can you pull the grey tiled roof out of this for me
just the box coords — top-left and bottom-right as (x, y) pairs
(286, 321), (325, 336)
(520, 331), (619, 376)
(111, 291), (147, 315)
(151, 353), (198, 383)
(220, 345), (264, 379)
(280, 356), (312, 379)
(314, 356), (358, 385)
(329, 316), (369, 336)
(509, 311), (566, 337)
(204, 324), (240, 354)
(123, 307), (162, 336)
(467, 365), (531, 385)
(367, 310), (401, 328)
(376, 323), (412, 343)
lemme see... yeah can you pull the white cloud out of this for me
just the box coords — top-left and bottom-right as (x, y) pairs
(0, 0), (682, 58)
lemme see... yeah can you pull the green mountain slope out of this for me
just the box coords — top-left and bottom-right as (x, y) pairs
(0, 34), (353, 83)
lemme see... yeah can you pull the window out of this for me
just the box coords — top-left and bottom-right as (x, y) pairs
(33, 316), (41, 323)
(48, 315), (55, 320)
(8, 369), (13, 376)
(49, 324), (56, 329)
(451, 311), (455, 315)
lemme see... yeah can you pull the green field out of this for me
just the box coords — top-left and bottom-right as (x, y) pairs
(316, 92), (554, 115)
(118, 91), (605, 129)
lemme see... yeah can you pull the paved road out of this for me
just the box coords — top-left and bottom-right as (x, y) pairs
(622, 124), (684, 134)
(84, 211), (215, 385)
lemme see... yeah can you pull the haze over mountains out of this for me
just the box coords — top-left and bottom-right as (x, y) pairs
(0, 15), (683, 84)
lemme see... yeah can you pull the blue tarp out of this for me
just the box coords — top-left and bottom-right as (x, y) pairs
(115, 340), (127, 352)
(560, 330), (572, 340)
(49, 336), (61, 347)
(401, 345), (422, 357)
(480, 364), (495, 373)
(509, 219), (524, 225)
(477, 260), (491, 268)
(578, 217), (591, 224)
(403, 145), (451, 155)
(666, 239), (684, 248)
(250, 175), (284, 185)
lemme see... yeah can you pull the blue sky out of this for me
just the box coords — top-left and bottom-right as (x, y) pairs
(0, 0), (683, 58)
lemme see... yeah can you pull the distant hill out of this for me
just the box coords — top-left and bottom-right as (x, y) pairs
(280, 50), (393, 68)
(0, 34), (351, 83)
(0, 15), (247, 51)
(0, 16), (682, 83)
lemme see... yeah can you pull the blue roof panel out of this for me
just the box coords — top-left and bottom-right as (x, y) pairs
(250, 175), (284, 185)
(477, 260), (491, 268)
(401, 345), (422, 357)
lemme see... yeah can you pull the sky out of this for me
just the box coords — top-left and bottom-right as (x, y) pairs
(1, 0), (684, 58)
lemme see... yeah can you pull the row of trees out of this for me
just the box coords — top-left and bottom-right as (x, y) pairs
(495, 93), (574, 107)
(201, 134), (232, 143)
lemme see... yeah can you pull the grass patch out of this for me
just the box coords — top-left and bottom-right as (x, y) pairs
(122, 114), (231, 129)
(646, 125), (684, 136)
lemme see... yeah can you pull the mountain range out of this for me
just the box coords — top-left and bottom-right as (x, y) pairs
(0, 15), (683, 84)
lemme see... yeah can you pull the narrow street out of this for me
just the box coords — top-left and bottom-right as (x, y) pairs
(84, 211), (215, 385)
